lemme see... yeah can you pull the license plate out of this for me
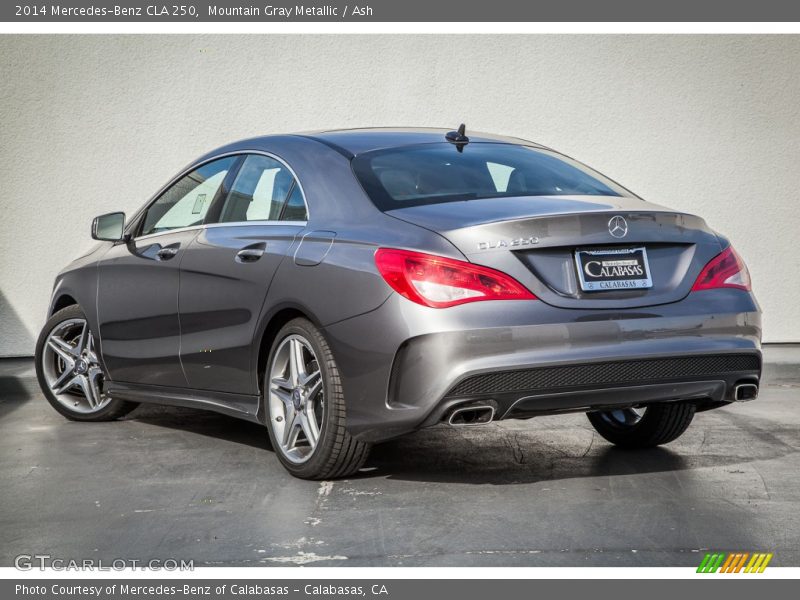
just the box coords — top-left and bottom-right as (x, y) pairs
(575, 247), (653, 291)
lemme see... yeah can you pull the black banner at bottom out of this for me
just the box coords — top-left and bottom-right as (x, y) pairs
(4, 579), (797, 600)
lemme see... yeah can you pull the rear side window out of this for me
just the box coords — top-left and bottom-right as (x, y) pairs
(282, 185), (308, 221)
(219, 154), (307, 223)
(140, 156), (237, 236)
(351, 143), (630, 210)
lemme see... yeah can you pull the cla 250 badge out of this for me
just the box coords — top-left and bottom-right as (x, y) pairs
(478, 236), (539, 250)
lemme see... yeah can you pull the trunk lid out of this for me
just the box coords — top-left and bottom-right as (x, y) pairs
(386, 195), (722, 309)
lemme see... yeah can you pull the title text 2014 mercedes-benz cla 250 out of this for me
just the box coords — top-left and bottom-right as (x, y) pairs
(35, 127), (761, 479)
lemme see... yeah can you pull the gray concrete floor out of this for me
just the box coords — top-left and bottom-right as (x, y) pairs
(1, 348), (799, 567)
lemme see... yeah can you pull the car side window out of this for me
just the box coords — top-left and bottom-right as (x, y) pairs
(219, 154), (307, 223)
(140, 156), (237, 236)
(281, 184), (308, 221)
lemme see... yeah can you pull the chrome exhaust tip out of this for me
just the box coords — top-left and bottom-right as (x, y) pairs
(734, 383), (759, 402)
(447, 405), (495, 426)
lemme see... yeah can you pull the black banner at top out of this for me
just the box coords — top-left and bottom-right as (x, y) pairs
(4, 0), (800, 22)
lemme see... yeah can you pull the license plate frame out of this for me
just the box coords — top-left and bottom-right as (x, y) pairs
(575, 247), (653, 292)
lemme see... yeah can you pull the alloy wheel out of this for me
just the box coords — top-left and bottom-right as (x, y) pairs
(41, 318), (109, 414)
(268, 335), (324, 464)
(598, 406), (646, 428)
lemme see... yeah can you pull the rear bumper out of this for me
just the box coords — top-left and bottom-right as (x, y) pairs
(323, 288), (762, 442)
(422, 355), (760, 426)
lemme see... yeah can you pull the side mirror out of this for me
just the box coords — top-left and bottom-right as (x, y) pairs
(92, 212), (126, 242)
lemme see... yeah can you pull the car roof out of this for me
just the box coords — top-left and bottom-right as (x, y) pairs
(299, 127), (546, 157)
(192, 128), (551, 168)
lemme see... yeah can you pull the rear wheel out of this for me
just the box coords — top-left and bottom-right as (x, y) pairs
(264, 318), (371, 479)
(35, 305), (138, 421)
(586, 402), (696, 448)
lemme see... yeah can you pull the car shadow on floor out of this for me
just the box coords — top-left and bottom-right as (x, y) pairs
(118, 404), (796, 486)
(129, 404), (272, 451)
(362, 431), (692, 485)
(0, 379), (35, 420)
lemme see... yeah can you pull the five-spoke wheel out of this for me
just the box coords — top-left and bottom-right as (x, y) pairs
(268, 334), (324, 464)
(35, 305), (138, 421)
(41, 317), (108, 413)
(264, 318), (371, 479)
(587, 402), (696, 448)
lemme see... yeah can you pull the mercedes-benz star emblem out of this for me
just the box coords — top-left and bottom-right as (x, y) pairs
(608, 215), (628, 238)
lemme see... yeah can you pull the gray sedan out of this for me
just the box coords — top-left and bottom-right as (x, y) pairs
(35, 127), (761, 479)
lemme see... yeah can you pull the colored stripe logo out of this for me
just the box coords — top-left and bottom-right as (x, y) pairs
(697, 552), (773, 573)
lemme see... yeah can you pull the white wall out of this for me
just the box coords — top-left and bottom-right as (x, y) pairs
(1, 35), (799, 356)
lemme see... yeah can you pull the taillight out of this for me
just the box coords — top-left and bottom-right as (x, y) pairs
(692, 246), (751, 292)
(374, 248), (536, 308)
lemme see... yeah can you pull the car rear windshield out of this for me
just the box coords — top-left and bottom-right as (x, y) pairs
(351, 142), (631, 210)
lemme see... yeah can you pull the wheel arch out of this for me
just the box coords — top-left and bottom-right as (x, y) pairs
(255, 304), (322, 397)
(51, 294), (78, 316)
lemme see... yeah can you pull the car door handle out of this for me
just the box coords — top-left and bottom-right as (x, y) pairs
(236, 248), (265, 263)
(156, 247), (179, 260)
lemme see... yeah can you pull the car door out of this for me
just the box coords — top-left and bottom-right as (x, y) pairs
(178, 153), (309, 394)
(97, 156), (240, 387)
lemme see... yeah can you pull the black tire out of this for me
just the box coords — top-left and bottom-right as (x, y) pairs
(587, 402), (696, 448)
(35, 305), (138, 422)
(264, 318), (371, 480)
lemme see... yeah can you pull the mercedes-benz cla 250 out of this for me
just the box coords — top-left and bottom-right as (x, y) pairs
(35, 127), (761, 479)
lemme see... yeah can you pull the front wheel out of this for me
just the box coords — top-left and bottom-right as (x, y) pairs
(264, 318), (371, 479)
(35, 305), (138, 421)
(587, 402), (696, 448)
